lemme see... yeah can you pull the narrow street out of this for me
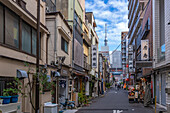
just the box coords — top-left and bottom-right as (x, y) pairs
(76, 87), (154, 113)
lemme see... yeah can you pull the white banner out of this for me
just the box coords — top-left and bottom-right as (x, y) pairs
(141, 40), (149, 60)
(92, 45), (97, 68)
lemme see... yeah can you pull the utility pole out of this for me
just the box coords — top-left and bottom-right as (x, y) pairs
(36, 0), (40, 113)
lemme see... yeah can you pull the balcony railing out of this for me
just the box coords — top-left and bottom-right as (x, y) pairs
(45, 0), (56, 12)
(136, 26), (142, 49)
(84, 62), (91, 70)
(75, 20), (83, 36)
(13, 0), (26, 9)
(129, 1), (139, 33)
(128, 0), (137, 27)
(129, 12), (143, 44)
(83, 32), (91, 46)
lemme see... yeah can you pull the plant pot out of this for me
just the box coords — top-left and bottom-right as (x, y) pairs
(0, 96), (11, 104)
(0, 99), (3, 105)
(11, 95), (19, 103)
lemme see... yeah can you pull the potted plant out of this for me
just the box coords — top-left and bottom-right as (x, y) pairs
(5, 88), (19, 103)
(0, 89), (11, 104)
(0, 98), (3, 105)
(0, 78), (23, 104)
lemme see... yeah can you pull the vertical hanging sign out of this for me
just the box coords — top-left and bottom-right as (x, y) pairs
(141, 40), (149, 60)
(92, 45), (97, 68)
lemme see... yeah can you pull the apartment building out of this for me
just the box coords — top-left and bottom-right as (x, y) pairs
(152, 0), (170, 110)
(0, 0), (50, 112)
(121, 32), (128, 77)
(85, 12), (99, 97)
(46, 11), (73, 104)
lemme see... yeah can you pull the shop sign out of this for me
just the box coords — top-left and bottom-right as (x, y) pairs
(141, 40), (149, 60)
(92, 45), (97, 68)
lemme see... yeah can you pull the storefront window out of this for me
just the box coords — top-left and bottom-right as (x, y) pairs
(5, 8), (19, 48)
(0, 4), (3, 43)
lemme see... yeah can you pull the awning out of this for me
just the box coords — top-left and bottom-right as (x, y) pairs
(136, 61), (152, 68)
(72, 70), (85, 76)
(17, 69), (28, 78)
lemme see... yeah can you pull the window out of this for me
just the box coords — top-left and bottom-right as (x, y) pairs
(0, 77), (15, 96)
(0, 3), (41, 57)
(61, 37), (68, 53)
(5, 8), (19, 48)
(0, 4), (3, 43)
(159, 0), (165, 61)
(32, 28), (37, 55)
(22, 21), (31, 53)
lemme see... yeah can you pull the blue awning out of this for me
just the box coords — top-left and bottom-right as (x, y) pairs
(112, 72), (122, 75)
(17, 69), (28, 78)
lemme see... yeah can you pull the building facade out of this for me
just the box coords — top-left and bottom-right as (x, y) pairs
(0, 0), (50, 112)
(121, 31), (128, 77)
(152, 0), (170, 110)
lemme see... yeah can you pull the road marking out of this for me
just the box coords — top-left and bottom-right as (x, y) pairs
(113, 110), (123, 113)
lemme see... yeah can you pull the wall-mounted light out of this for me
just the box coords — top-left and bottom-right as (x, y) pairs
(168, 21), (170, 25)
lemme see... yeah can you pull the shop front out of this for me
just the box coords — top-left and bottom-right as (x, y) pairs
(58, 66), (70, 104)
(72, 70), (85, 106)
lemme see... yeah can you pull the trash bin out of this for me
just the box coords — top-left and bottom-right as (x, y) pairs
(44, 102), (58, 113)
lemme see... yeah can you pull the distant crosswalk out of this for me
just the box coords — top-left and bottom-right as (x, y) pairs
(113, 110), (123, 113)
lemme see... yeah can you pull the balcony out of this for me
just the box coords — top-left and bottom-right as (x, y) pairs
(128, 0), (137, 27)
(122, 50), (126, 54)
(122, 45), (126, 48)
(128, 0), (133, 17)
(122, 61), (126, 64)
(129, 12), (143, 45)
(83, 32), (91, 46)
(141, 20), (150, 40)
(128, 1), (140, 32)
(84, 62), (91, 71)
(13, 0), (26, 9)
(136, 26), (142, 49)
(45, 0), (56, 12)
(122, 56), (126, 59)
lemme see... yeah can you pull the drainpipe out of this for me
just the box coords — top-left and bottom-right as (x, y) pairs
(72, 0), (75, 67)
(54, 16), (58, 64)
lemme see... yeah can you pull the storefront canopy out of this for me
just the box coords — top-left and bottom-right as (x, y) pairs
(136, 61), (152, 68)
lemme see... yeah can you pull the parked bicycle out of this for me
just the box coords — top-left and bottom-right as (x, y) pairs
(60, 98), (75, 110)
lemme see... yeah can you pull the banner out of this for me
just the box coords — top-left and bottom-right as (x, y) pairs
(141, 40), (149, 60)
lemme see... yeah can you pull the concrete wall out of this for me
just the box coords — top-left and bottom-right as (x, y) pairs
(46, 14), (72, 66)
(153, 0), (170, 106)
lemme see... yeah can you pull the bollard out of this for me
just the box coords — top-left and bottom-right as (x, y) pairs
(167, 103), (170, 113)
(155, 96), (157, 113)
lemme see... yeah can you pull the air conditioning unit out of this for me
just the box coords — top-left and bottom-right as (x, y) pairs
(46, 6), (49, 13)
(44, 102), (58, 113)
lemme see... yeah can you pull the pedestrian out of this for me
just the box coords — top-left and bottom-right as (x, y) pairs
(117, 84), (120, 91)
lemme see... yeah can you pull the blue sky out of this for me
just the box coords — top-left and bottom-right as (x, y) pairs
(85, 0), (128, 52)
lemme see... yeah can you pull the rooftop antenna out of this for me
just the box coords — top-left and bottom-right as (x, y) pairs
(104, 23), (108, 46)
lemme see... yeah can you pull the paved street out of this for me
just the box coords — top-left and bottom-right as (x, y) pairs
(76, 88), (154, 113)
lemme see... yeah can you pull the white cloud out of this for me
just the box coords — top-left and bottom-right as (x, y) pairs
(85, 0), (129, 51)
